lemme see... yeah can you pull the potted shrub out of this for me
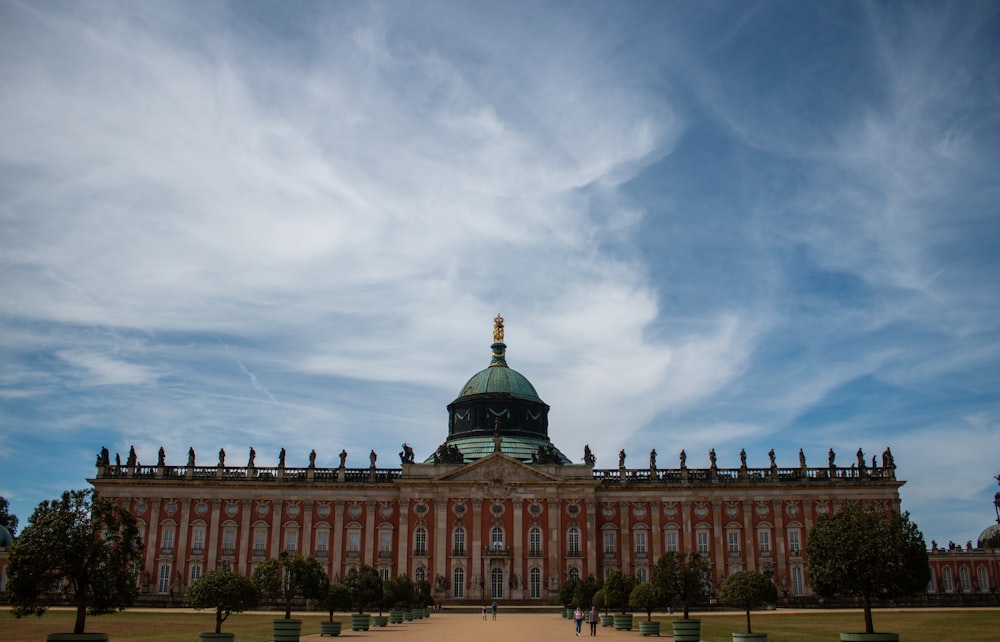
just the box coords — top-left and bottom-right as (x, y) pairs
(387, 575), (414, 623)
(414, 578), (433, 619)
(654, 552), (712, 642)
(559, 577), (580, 618)
(719, 570), (778, 641)
(185, 568), (259, 641)
(807, 502), (929, 642)
(345, 565), (382, 630)
(6, 489), (144, 642)
(310, 581), (350, 637)
(592, 589), (613, 627)
(252, 550), (328, 642)
(629, 582), (661, 636)
(603, 569), (635, 631)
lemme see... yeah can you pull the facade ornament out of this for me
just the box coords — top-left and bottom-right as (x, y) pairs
(493, 313), (505, 342)
(432, 442), (464, 464)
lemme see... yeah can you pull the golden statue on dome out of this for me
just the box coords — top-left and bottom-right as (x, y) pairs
(493, 314), (505, 342)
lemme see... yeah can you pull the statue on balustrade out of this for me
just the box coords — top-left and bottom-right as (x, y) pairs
(247, 447), (255, 468)
(370, 449), (377, 467)
(828, 448), (836, 467)
(856, 448), (865, 469)
(649, 449), (657, 469)
(127, 446), (137, 468)
(157, 447), (165, 467)
(309, 449), (317, 467)
(799, 448), (806, 468)
(583, 444), (595, 466)
(740, 448), (747, 468)
(768, 449), (776, 468)
(618, 449), (626, 468)
(218, 448), (226, 466)
(679, 449), (687, 469)
(187, 447), (196, 467)
(339, 449), (347, 467)
(278, 447), (285, 467)
(881, 447), (894, 468)
(709, 448), (717, 468)
(400, 443), (415, 464)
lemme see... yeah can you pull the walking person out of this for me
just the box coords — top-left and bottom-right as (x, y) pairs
(574, 605), (584, 636)
(588, 605), (598, 636)
(482, 604), (487, 621)
(492, 601), (498, 620)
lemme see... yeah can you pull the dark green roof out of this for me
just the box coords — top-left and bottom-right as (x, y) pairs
(0, 524), (12, 547)
(455, 342), (544, 404)
(424, 435), (570, 465)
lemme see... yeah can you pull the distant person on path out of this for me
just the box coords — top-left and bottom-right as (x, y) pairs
(588, 605), (598, 636)
(492, 601), (498, 620)
(482, 604), (487, 620)
(574, 606), (584, 636)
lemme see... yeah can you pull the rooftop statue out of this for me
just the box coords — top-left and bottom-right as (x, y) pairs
(309, 449), (317, 467)
(157, 447), (166, 467)
(127, 445), (137, 468)
(618, 449), (626, 468)
(247, 447), (255, 468)
(679, 449), (687, 469)
(799, 448), (806, 468)
(828, 448), (836, 467)
(649, 449), (657, 469)
(339, 449), (347, 467)
(493, 313), (505, 342)
(740, 448), (747, 467)
(187, 447), (195, 468)
(278, 447), (285, 467)
(709, 448), (717, 468)
(218, 448), (225, 466)
(768, 448), (776, 468)
(583, 444), (595, 466)
(370, 449), (377, 467)
(400, 443), (415, 464)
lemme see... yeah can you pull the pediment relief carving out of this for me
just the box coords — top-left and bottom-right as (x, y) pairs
(435, 454), (558, 484)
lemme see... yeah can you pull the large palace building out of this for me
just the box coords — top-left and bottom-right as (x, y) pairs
(77, 316), (916, 604)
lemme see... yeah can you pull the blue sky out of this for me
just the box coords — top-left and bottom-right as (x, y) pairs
(1, 1), (998, 546)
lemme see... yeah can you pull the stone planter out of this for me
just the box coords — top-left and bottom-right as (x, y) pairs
(389, 609), (405, 624)
(424, 607), (431, 618)
(411, 608), (424, 620)
(672, 618), (701, 642)
(840, 635), (899, 641)
(404, 610), (415, 621)
(319, 621), (342, 637)
(563, 608), (572, 618)
(600, 615), (614, 627)
(198, 634), (235, 642)
(638, 620), (661, 636)
(612, 614), (634, 631)
(372, 615), (389, 627)
(733, 633), (767, 641)
(350, 614), (372, 631)
(272, 619), (302, 642)
(47, 635), (110, 642)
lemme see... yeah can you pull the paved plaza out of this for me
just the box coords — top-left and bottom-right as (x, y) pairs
(301, 612), (641, 641)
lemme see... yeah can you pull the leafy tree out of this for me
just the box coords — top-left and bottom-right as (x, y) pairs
(558, 577), (580, 607)
(386, 574), (415, 608)
(6, 489), (143, 635)
(592, 588), (606, 614)
(310, 581), (350, 622)
(652, 552), (712, 619)
(602, 569), (635, 614)
(184, 568), (258, 634)
(629, 582), (659, 621)
(807, 502), (929, 634)
(572, 574), (601, 610)
(414, 578), (433, 608)
(344, 565), (382, 614)
(0, 495), (19, 537)
(251, 550), (328, 620)
(718, 570), (777, 634)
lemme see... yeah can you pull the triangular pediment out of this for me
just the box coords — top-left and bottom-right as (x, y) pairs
(435, 452), (560, 483)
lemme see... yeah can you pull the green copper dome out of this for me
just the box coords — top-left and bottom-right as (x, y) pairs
(456, 343), (543, 403)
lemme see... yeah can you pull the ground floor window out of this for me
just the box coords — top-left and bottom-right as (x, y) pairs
(977, 566), (989, 592)
(190, 564), (201, 583)
(529, 567), (541, 598)
(942, 567), (954, 593)
(491, 567), (503, 599)
(157, 563), (171, 594)
(791, 566), (804, 596)
(453, 567), (464, 598)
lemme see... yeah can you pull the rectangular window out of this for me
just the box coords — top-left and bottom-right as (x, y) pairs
(758, 530), (770, 555)
(192, 527), (205, 553)
(157, 563), (171, 594)
(666, 531), (678, 553)
(253, 530), (267, 556)
(635, 531), (647, 557)
(568, 529), (581, 555)
(190, 564), (202, 582)
(161, 527), (175, 553)
(697, 531), (709, 554)
(791, 566), (804, 596)
(347, 531), (360, 555)
(529, 528), (541, 556)
(379, 530), (392, 556)
(453, 529), (466, 556)
(530, 568), (541, 599)
(415, 529), (427, 556)
(603, 531), (616, 555)
(316, 530), (329, 556)
(454, 567), (465, 598)
(222, 529), (236, 555)
(379, 567), (390, 581)
(728, 531), (740, 555)
(789, 530), (801, 556)
(284, 531), (297, 553)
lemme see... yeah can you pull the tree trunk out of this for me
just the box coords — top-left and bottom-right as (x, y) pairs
(745, 605), (752, 633)
(74, 593), (87, 634)
(284, 600), (292, 620)
(216, 608), (224, 634)
(863, 593), (874, 634)
(683, 604), (690, 619)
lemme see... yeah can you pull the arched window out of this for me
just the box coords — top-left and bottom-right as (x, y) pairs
(942, 567), (954, 592)
(529, 567), (541, 599)
(415, 566), (426, 581)
(414, 527), (427, 556)
(568, 567), (580, 581)
(636, 567), (647, 583)
(491, 567), (503, 599)
(568, 527), (581, 556)
(977, 566), (989, 593)
(959, 567), (972, 592)
(453, 566), (465, 598)
(491, 526), (504, 551)
(529, 527), (542, 556)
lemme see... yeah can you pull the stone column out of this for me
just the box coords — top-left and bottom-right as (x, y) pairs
(302, 501), (314, 557)
(585, 500), (597, 580)
(144, 499), (161, 584)
(238, 500), (252, 576)
(712, 501), (724, 584)
(512, 497), (524, 599)
(176, 499), (191, 584)
(397, 499), (410, 578)
(650, 500), (662, 562)
(435, 498), (448, 586)
(471, 498), (483, 599)
(742, 500), (755, 572)
(619, 501), (631, 573)
(681, 501), (693, 553)
(772, 499), (786, 591)
(207, 499), (221, 571)
(332, 501), (345, 579)
(270, 500), (283, 558)
(547, 498), (561, 592)
(364, 501), (376, 566)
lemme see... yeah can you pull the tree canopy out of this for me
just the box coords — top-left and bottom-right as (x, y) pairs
(184, 568), (258, 634)
(652, 552), (712, 619)
(629, 582), (659, 621)
(344, 565), (383, 614)
(806, 502), (930, 634)
(719, 570), (778, 634)
(0, 495), (19, 537)
(251, 550), (328, 620)
(6, 489), (144, 634)
(310, 581), (351, 622)
(602, 569), (635, 614)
